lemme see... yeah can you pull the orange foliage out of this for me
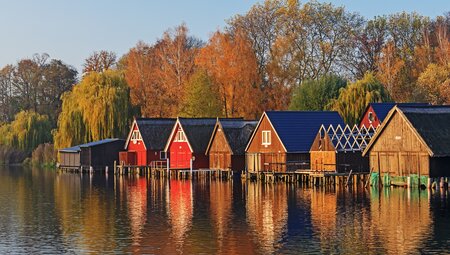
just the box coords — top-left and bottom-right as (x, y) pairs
(196, 30), (262, 119)
(124, 25), (199, 117)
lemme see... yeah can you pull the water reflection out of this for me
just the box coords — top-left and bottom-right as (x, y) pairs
(126, 177), (147, 246)
(0, 167), (449, 254)
(246, 183), (288, 254)
(370, 188), (432, 254)
(166, 180), (193, 251)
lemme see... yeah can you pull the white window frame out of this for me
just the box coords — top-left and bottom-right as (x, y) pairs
(160, 151), (167, 159)
(368, 111), (374, 123)
(262, 130), (271, 146)
(174, 128), (186, 142)
(131, 130), (142, 144)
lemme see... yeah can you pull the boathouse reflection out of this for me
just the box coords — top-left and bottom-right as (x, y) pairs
(246, 183), (288, 254)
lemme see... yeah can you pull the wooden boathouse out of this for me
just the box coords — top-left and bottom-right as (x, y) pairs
(359, 102), (429, 128)
(164, 118), (217, 170)
(119, 118), (176, 167)
(205, 119), (257, 174)
(363, 105), (450, 188)
(310, 124), (376, 173)
(59, 138), (125, 171)
(245, 111), (344, 174)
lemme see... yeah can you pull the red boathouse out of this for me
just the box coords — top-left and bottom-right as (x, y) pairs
(359, 103), (429, 128)
(119, 118), (176, 166)
(164, 118), (217, 170)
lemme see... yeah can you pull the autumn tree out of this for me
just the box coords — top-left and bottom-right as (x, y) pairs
(332, 73), (391, 125)
(54, 70), (132, 149)
(179, 69), (222, 117)
(123, 24), (201, 117)
(417, 63), (450, 104)
(83, 50), (117, 73)
(269, 1), (364, 86)
(345, 16), (388, 79)
(155, 24), (202, 115)
(0, 65), (17, 123)
(0, 54), (77, 125)
(289, 75), (347, 111)
(227, 0), (284, 109)
(196, 30), (262, 119)
(123, 41), (167, 117)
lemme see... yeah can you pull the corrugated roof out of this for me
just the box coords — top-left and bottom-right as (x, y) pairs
(135, 118), (176, 150)
(370, 103), (429, 123)
(266, 111), (345, 153)
(60, 138), (123, 153)
(179, 118), (218, 153)
(219, 119), (258, 155)
(399, 105), (450, 157)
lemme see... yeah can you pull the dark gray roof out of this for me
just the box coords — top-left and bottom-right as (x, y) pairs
(399, 106), (450, 157)
(179, 118), (218, 153)
(60, 138), (123, 153)
(219, 119), (258, 155)
(135, 118), (176, 150)
(368, 102), (429, 123)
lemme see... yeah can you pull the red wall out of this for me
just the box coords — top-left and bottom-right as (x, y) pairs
(167, 123), (209, 169)
(359, 105), (381, 128)
(127, 125), (148, 165)
(168, 124), (192, 169)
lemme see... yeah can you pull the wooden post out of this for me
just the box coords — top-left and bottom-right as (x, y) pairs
(345, 169), (353, 187)
(166, 158), (170, 179)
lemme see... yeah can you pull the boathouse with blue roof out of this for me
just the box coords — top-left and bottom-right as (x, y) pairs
(245, 111), (344, 173)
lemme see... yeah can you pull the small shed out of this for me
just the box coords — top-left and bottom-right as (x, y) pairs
(310, 124), (376, 173)
(363, 105), (450, 187)
(59, 145), (82, 169)
(205, 119), (257, 173)
(119, 118), (176, 166)
(164, 118), (218, 170)
(245, 111), (345, 173)
(359, 102), (429, 128)
(59, 138), (125, 170)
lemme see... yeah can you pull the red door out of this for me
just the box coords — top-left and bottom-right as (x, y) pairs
(169, 141), (191, 169)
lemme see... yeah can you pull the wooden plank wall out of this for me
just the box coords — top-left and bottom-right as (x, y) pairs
(369, 112), (430, 176)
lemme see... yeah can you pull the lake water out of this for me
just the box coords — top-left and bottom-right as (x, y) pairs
(0, 166), (449, 254)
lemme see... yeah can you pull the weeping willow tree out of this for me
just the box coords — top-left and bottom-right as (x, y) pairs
(332, 73), (391, 125)
(54, 70), (132, 149)
(0, 110), (52, 153)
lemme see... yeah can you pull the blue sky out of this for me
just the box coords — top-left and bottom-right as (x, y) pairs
(0, 0), (449, 72)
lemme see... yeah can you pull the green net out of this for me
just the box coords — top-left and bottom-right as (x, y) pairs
(419, 176), (428, 188)
(409, 174), (419, 187)
(370, 172), (379, 187)
(382, 173), (390, 187)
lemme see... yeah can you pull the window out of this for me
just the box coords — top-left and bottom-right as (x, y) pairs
(131, 130), (142, 144)
(368, 112), (374, 123)
(174, 128), (186, 142)
(160, 151), (167, 159)
(262, 130), (271, 146)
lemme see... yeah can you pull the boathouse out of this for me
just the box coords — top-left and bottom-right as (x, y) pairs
(119, 118), (176, 166)
(59, 138), (125, 170)
(164, 118), (217, 170)
(245, 111), (344, 173)
(205, 119), (257, 173)
(310, 124), (376, 173)
(359, 102), (429, 128)
(362, 105), (450, 187)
